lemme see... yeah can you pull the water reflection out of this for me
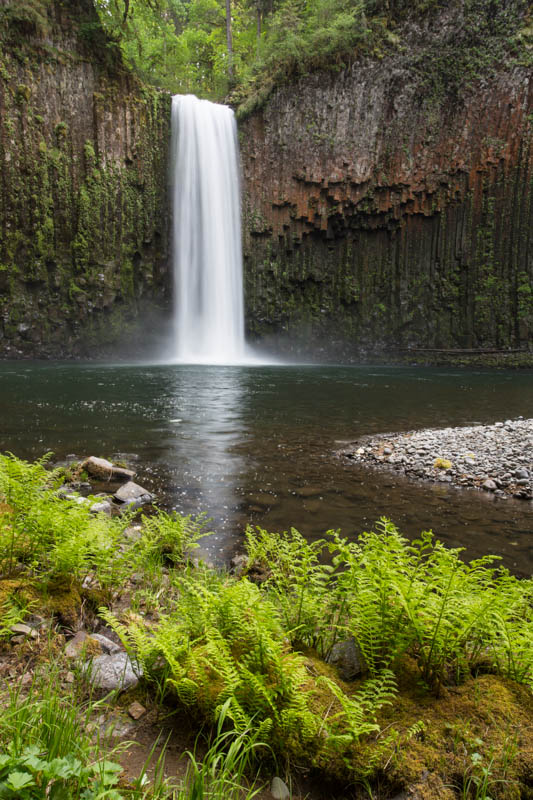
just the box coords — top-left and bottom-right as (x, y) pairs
(156, 366), (248, 558)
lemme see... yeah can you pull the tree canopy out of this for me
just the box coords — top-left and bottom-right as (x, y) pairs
(94, 0), (532, 104)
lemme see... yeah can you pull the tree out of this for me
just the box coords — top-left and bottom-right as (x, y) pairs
(225, 0), (233, 78)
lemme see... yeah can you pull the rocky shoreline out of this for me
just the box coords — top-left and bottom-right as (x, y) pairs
(340, 417), (533, 502)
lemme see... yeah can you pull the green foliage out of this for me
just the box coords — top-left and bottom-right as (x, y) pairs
(245, 519), (533, 692)
(0, 453), (129, 584)
(95, 0), (530, 109)
(101, 516), (533, 779)
(0, 590), (36, 640)
(0, 668), (268, 800)
(0, 668), (124, 800)
(173, 700), (266, 799)
(102, 567), (400, 767)
(0, 0), (51, 38)
(132, 508), (210, 569)
(331, 522), (533, 690)
(95, 0), (238, 97)
(243, 525), (340, 657)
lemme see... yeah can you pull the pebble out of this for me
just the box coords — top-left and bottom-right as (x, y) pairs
(128, 701), (147, 720)
(90, 500), (113, 515)
(65, 630), (90, 658)
(270, 777), (290, 800)
(342, 418), (533, 500)
(10, 623), (34, 637)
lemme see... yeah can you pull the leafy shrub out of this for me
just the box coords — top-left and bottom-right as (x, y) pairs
(102, 516), (533, 777)
(244, 525), (340, 658)
(331, 522), (533, 690)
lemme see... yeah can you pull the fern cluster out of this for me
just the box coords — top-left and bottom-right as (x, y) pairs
(2, 454), (532, 788)
(101, 517), (533, 776)
(126, 509), (210, 576)
(103, 567), (399, 766)
(0, 453), (131, 584)
(246, 519), (533, 692)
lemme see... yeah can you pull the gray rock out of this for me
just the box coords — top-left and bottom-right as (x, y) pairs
(118, 497), (153, 514)
(91, 633), (123, 655)
(90, 501), (113, 515)
(85, 652), (141, 691)
(327, 637), (367, 681)
(83, 456), (135, 482)
(65, 494), (90, 506)
(515, 468), (529, 479)
(82, 457), (115, 480)
(114, 481), (153, 504)
(483, 479), (497, 491)
(10, 623), (34, 637)
(65, 630), (89, 658)
(270, 776), (290, 800)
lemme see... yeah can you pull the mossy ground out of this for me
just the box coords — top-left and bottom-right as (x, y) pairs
(2, 572), (532, 799)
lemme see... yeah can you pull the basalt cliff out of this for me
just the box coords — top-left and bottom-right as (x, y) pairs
(239, 1), (533, 364)
(0, 0), (170, 358)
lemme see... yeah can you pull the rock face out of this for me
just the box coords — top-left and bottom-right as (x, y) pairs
(0, 0), (171, 358)
(239, 2), (533, 362)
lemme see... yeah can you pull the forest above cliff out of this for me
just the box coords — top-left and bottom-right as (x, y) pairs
(93, 0), (533, 108)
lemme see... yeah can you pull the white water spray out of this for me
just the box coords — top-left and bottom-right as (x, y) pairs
(170, 94), (245, 364)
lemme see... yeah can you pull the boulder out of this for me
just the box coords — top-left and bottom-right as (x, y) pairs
(85, 652), (141, 691)
(114, 481), (154, 510)
(82, 456), (135, 482)
(327, 637), (368, 681)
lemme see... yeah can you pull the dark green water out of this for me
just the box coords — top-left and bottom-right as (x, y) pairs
(0, 362), (532, 572)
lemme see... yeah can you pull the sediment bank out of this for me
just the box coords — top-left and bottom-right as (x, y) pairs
(341, 417), (533, 501)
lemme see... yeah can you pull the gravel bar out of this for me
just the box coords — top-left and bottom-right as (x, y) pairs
(340, 417), (533, 501)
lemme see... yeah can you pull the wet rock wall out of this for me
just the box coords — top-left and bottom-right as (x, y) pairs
(0, 0), (171, 357)
(239, 3), (533, 362)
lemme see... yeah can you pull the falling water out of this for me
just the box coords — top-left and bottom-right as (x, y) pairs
(170, 94), (245, 364)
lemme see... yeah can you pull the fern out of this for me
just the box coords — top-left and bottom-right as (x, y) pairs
(318, 669), (397, 746)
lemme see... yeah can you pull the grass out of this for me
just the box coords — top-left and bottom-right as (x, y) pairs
(0, 665), (126, 799)
(1, 453), (533, 799)
(0, 668), (269, 799)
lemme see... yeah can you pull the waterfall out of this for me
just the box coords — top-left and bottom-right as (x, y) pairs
(170, 94), (245, 364)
